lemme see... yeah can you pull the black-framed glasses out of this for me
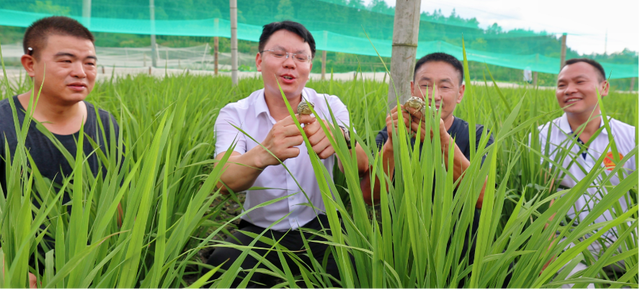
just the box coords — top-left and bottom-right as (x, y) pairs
(260, 49), (312, 63)
(27, 47), (34, 56)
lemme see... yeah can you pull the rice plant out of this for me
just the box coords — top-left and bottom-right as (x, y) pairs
(0, 54), (637, 287)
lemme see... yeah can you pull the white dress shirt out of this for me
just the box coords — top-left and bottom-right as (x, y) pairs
(538, 113), (636, 246)
(214, 87), (350, 231)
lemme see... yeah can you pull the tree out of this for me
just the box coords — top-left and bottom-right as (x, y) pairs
(275, 0), (295, 21)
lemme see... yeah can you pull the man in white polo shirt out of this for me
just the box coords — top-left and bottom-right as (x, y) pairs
(203, 20), (368, 287)
(538, 58), (636, 286)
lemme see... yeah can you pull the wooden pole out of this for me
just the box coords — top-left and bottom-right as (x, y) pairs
(82, 0), (91, 28)
(150, 0), (157, 67)
(388, 0), (421, 109)
(560, 33), (567, 70)
(230, 0), (238, 85)
(214, 18), (219, 75)
(630, 77), (636, 92)
(321, 51), (327, 80)
(321, 30), (328, 81)
(533, 53), (539, 87)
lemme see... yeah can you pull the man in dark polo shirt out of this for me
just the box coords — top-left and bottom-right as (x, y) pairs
(360, 52), (494, 283)
(0, 16), (119, 286)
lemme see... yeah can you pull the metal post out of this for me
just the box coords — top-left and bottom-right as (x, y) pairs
(560, 33), (567, 70)
(214, 18), (219, 75)
(388, 0), (421, 109)
(230, 0), (238, 85)
(150, 0), (157, 67)
(82, 0), (91, 28)
(630, 77), (636, 92)
(321, 50), (327, 80)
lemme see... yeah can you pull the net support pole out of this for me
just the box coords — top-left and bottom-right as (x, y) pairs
(560, 33), (567, 69)
(230, 0), (238, 85)
(214, 18), (219, 75)
(82, 0), (91, 28)
(630, 77), (636, 92)
(150, 0), (157, 68)
(321, 30), (328, 81)
(388, 0), (421, 109)
(533, 53), (539, 87)
(321, 51), (327, 80)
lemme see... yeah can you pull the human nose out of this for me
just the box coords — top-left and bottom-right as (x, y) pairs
(564, 82), (578, 95)
(282, 52), (296, 68)
(428, 89), (441, 102)
(70, 61), (87, 78)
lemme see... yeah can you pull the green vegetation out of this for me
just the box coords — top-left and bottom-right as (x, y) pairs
(1, 0), (638, 87)
(0, 70), (637, 287)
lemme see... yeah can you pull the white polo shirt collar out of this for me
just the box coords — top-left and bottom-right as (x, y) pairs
(559, 113), (607, 137)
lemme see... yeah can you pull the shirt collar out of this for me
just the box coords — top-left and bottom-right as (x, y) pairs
(559, 112), (608, 136)
(253, 88), (310, 118)
(253, 89), (270, 118)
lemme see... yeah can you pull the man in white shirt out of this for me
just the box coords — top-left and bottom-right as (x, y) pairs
(204, 20), (368, 287)
(538, 58), (636, 286)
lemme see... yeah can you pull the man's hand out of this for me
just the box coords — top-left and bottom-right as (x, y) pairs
(257, 114), (309, 167)
(29, 272), (37, 288)
(386, 105), (412, 142)
(406, 106), (450, 148)
(302, 115), (336, 159)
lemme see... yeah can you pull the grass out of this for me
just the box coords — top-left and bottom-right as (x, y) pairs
(0, 64), (637, 287)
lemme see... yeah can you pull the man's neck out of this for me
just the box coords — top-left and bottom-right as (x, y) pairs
(443, 114), (455, 131)
(566, 110), (601, 142)
(264, 90), (302, 121)
(17, 91), (87, 135)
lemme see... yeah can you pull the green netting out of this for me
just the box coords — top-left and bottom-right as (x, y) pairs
(0, 0), (637, 79)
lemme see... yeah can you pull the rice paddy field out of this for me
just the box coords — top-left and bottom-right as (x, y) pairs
(0, 66), (638, 288)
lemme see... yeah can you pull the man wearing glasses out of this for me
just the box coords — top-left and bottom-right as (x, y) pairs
(204, 21), (367, 287)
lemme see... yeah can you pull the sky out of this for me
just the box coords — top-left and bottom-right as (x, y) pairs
(366, 0), (638, 55)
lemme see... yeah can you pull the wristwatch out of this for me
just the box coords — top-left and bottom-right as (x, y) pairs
(338, 125), (355, 150)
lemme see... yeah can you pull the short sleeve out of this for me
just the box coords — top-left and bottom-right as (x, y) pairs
(475, 124), (494, 164)
(475, 124), (494, 150)
(322, 94), (351, 128)
(214, 105), (246, 157)
(375, 127), (389, 151)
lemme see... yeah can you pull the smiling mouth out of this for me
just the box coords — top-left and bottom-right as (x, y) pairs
(282, 76), (294, 80)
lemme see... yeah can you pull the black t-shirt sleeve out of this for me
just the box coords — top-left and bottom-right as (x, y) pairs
(475, 124), (494, 164)
(375, 126), (388, 151)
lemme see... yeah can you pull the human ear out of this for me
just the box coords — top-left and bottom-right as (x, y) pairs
(255, 52), (262, 72)
(600, 80), (610, 97)
(457, 84), (465, 103)
(21, 55), (36, 77)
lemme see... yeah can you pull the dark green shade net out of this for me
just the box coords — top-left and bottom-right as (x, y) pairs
(1, 0), (637, 78)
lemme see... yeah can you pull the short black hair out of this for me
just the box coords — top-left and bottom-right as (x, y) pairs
(23, 16), (94, 60)
(562, 58), (606, 82)
(414, 52), (464, 85)
(258, 21), (316, 58)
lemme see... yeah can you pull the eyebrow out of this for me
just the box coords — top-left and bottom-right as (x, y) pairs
(418, 76), (453, 84)
(54, 52), (98, 60)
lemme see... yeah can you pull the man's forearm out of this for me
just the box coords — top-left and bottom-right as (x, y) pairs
(362, 140), (395, 205)
(216, 148), (268, 194)
(442, 138), (487, 209)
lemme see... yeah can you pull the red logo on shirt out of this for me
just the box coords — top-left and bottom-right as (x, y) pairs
(603, 152), (624, 170)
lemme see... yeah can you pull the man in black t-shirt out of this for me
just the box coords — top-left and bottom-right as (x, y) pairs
(0, 16), (119, 286)
(360, 53), (494, 278)
(362, 52), (493, 206)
